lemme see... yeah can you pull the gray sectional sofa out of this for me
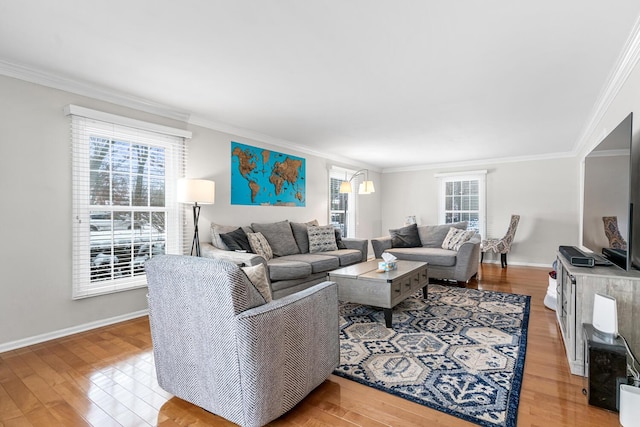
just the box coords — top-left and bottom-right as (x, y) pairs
(201, 220), (368, 299)
(371, 221), (481, 285)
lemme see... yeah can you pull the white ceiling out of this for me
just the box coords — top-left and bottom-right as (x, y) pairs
(2, 1), (640, 170)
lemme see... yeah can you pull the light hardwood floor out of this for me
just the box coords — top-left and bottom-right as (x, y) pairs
(0, 263), (621, 426)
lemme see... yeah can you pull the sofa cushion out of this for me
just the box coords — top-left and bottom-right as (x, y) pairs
(241, 263), (272, 302)
(418, 221), (467, 248)
(308, 225), (338, 253)
(278, 254), (340, 273)
(220, 227), (252, 252)
(267, 258), (312, 281)
(386, 247), (458, 267)
(389, 223), (421, 248)
(247, 232), (274, 260)
(442, 228), (476, 250)
(252, 220), (300, 257)
(320, 249), (362, 266)
(290, 219), (320, 253)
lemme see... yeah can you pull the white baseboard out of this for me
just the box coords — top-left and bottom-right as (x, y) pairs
(480, 259), (552, 268)
(0, 309), (149, 353)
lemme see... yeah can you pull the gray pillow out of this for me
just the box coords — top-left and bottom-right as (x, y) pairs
(220, 227), (252, 252)
(389, 223), (421, 248)
(210, 223), (241, 250)
(418, 221), (468, 248)
(308, 225), (338, 253)
(290, 219), (319, 253)
(251, 220), (300, 257)
(334, 228), (347, 249)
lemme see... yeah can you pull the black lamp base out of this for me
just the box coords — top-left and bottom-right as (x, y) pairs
(190, 203), (201, 256)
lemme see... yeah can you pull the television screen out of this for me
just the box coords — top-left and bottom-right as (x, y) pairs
(582, 113), (633, 270)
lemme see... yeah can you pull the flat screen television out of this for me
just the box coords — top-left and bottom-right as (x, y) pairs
(582, 112), (639, 271)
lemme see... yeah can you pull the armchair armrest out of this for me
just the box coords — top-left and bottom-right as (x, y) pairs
(201, 243), (265, 267)
(342, 238), (368, 261)
(371, 236), (393, 258)
(234, 281), (339, 425)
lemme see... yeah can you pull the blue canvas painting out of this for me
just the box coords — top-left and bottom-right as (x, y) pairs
(230, 141), (305, 206)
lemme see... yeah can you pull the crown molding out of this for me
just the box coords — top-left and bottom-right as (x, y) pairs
(0, 59), (191, 122)
(188, 114), (380, 172)
(573, 15), (640, 159)
(381, 150), (576, 173)
(0, 59), (378, 171)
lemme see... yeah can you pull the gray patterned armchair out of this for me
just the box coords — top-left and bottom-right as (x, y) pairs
(145, 255), (339, 427)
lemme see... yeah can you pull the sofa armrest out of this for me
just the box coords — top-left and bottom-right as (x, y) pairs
(371, 236), (392, 258)
(201, 243), (265, 267)
(342, 238), (368, 261)
(234, 281), (339, 425)
(453, 235), (481, 282)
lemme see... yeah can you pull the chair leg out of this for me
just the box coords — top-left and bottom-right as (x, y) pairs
(480, 252), (484, 263)
(501, 253), (507, 268)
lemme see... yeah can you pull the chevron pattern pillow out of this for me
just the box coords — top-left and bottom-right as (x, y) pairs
(247, 232), (274, 260)
(308, 225), (338, 253)
(442, 227), (476, 250)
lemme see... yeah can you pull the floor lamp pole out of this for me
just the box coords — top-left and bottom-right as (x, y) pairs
(190, 202), (201, 257)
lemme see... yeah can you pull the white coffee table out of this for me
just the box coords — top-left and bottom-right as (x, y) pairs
(328, 259), (429, 328)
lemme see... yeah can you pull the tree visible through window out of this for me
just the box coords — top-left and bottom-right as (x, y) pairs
(88, 137), (167, 282)
(69, 106), (186, 298)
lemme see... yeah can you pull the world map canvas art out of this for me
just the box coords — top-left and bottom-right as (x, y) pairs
(231, 141), (306, 206)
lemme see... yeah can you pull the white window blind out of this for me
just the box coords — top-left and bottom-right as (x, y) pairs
(68, 106), (187, 299)
(436, 170), (487, 239)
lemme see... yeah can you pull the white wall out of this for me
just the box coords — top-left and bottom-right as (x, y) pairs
(381, 157), (580, 267)
(183, 124), (383, 248)
(0, 74), (381, 349)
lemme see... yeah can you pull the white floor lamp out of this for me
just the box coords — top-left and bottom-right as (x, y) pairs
(177, 178), (215, 256)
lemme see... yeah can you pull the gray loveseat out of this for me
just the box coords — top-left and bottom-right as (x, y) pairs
(201, 220), (368, 299)
(371, 221), (481, 285)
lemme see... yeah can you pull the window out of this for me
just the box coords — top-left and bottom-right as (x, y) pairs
(436, 171), (486, 238)
(329, 168), (356, 237)
(67, 105), (188, 298)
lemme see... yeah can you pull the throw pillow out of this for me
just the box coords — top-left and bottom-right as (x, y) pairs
(251, 220), (300, 257)
(220, 227), (252, 252)
(247, 232), (274, 260)
(211, 223), (254, 250)
(210, 223), (239, 250)
(241, 263), (272, 302)
(334, 228), (347, 249)
(290, 219), (320, 253)
(442, 227), (476, 250)
(389, 223), (422, 248)
(308, 225), (338, 253)
(418, 221), (468, 248)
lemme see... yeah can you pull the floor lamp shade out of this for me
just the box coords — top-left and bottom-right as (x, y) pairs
(177, 179), (215, 257)
(177, 179), (216, 205)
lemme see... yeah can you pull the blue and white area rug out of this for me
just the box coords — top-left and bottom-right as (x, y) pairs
(334, 284), (530, 427)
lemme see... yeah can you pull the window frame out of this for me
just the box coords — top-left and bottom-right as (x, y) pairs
(67, 105), (189, 299)
(329, 167), (357, 238)
(436, 170), (487, 239)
